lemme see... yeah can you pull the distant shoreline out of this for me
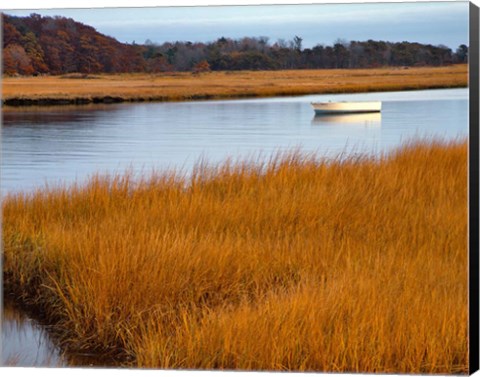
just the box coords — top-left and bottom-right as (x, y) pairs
(2, 65), (467, 107)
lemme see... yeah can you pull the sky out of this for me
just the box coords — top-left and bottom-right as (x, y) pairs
(2, 1), (470, 50)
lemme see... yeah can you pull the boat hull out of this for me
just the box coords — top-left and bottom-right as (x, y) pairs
(312, 101), (381, 115)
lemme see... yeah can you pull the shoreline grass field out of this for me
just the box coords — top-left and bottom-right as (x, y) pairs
(2, 140), (468, 372)
(1, 65), (467, 106)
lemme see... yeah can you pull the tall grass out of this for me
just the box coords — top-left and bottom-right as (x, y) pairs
(2, 140), (468, 372)
(2, 65), (467, 105)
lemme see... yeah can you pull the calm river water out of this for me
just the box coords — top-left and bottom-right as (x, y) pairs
(1, 300), (66, 367)
(0, 87), (469, 366)
(1, 88), (468, 194)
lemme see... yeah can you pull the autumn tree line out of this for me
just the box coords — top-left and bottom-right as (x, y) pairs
(2, 13), (469, 76)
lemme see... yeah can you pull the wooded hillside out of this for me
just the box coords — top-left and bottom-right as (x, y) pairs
(2, 13), (469, 76)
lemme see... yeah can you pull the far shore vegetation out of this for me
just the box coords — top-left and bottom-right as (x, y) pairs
(3, 14), (468, 77)
(2, 13), (469, 106)
(3, 140), (468, 372)
(2, 65), (468, 106)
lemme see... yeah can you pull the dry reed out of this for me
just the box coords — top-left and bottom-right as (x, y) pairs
(2, 65), (467, 105)
(2, 140), (468, 372)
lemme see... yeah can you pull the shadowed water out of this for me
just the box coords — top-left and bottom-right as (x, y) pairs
(1, 299), (121, 367)
(1, 300), (66, 367)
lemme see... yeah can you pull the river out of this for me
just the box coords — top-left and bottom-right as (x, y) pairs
(1, 88), (468, 194)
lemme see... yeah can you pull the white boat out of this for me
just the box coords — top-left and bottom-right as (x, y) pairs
(311, 101), (381, 115)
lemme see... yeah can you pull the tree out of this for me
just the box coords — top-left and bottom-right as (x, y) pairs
(39, 35), (62, 73)
(333, 42), (349, 68)
(454, 44), (468, 63)
(146, 55), (172, 73)
(193, 60), (211, 73)
(3, 23), (23, 47)
(3, 44), (34, 75)
(293, 35), (303, 52)
(1, 13), (464, 76)
(22, 31), (48, 73)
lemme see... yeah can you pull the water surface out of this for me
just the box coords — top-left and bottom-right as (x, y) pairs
(1, 88), (468, 193)
(1, 300), (66, 367)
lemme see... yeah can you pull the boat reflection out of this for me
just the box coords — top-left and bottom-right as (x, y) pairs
(311, 112), (382, 128)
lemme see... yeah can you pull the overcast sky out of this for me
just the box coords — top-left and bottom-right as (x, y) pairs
(3, 1), (469, 49)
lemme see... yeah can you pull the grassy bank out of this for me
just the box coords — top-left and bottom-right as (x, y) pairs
(2, 140), (468, 372)
(2, 65), (467, 106)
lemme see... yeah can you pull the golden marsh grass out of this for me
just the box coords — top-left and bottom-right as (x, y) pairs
(2, 65), (467, 105)
(2, 140), (468, 372)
